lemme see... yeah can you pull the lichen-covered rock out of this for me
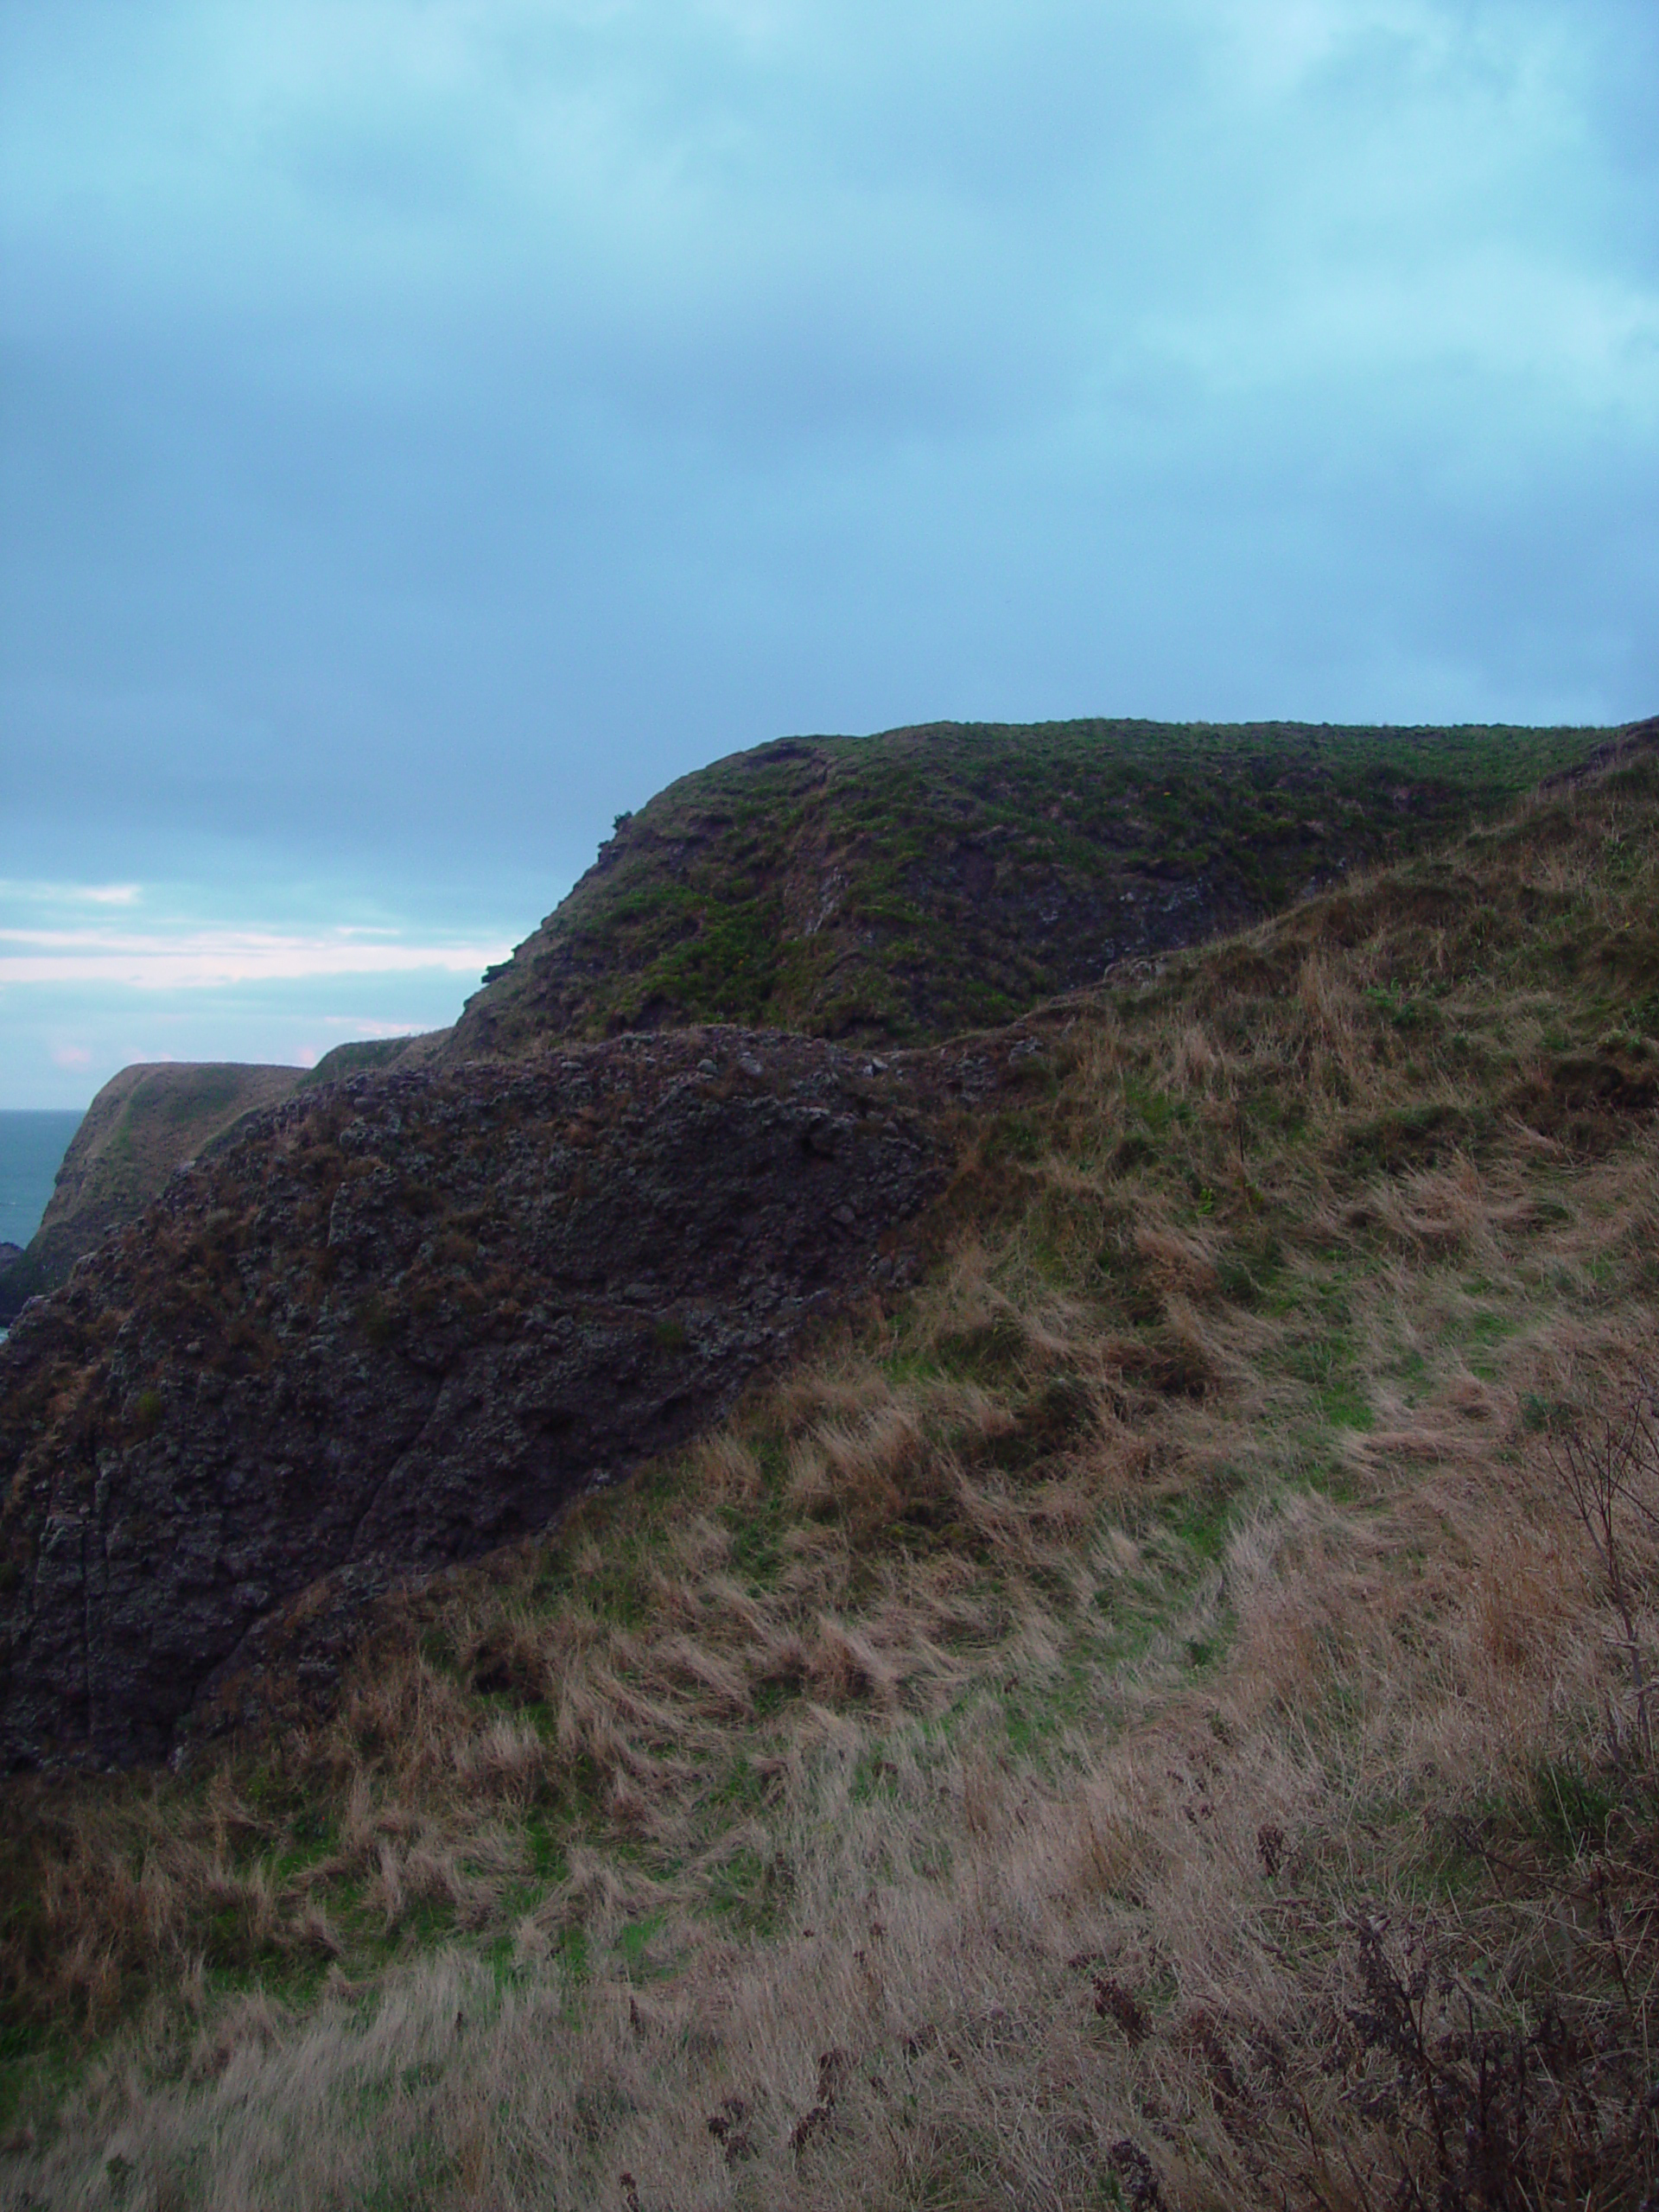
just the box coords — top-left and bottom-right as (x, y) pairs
(0, 1029), (945, 1769)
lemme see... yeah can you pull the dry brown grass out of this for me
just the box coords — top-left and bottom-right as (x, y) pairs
(5, 755), (1659, 2207)
(13, 1377), (1658, 2208)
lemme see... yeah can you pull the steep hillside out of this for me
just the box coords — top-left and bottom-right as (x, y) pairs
(446, 718), (1605, 1058)
(5, 724), (1607, 1327)
(0, 1046), (461, 1329)
(0, 1033), (944, 1767)
(2, 722), (1657, 2209)
(0, 1063), (302, 1324)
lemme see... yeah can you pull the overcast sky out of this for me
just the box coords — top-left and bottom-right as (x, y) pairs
(3, 0), (1656, 1107)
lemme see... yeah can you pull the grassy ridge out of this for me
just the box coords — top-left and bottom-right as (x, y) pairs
(448, 719), (1607, 1057)
(3, 737), (1659, 2206)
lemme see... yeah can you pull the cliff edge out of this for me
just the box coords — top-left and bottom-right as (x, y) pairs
(0, 1027), (950, 1768)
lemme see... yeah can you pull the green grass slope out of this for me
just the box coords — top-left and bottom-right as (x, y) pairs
(3, 727), (1659, 2206)
(293, 1028), (451, 1090)
(446, 718), (1610, 1059)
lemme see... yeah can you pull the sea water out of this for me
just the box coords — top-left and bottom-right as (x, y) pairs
(0, 1110), (84, 1338)
(0, 1110), (83, 1248)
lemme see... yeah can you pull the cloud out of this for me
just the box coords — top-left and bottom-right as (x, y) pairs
(0, 868), (525, 1103)
(319, 1013), (429, 1032)
(0, 0), (1654, 1105)
(0, 880), (144, 907)
(0, 925), (512, 990)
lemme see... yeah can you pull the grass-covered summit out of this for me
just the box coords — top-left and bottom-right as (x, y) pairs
(446, 719), (1605, 1058)
(0, 720), (1611, 1326)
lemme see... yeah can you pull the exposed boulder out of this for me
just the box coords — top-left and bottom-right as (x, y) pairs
(0, 1028), (947, 1769)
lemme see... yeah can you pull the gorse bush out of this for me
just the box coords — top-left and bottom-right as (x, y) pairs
(3, 746), (1659, 2208)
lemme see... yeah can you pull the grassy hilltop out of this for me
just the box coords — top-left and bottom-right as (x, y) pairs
(3, 721), (1659, 2207)
(445, 720), (1601, 1057)
(2, 721), (1601, 1324)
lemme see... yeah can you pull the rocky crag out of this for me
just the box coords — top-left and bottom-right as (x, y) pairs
(0, 1064), (304, 1325)
(0, 1027), (959, 1768)
(0, 723), (1607, 1315)
(0, 717), (1638, 1771)
(443, 719), (1605, 1059)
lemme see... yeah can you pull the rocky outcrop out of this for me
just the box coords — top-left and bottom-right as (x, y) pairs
(0, 1029), (948, 1769)
(442, 719), (1611, 1061)
(1536, 715), (1659, 793)
(3, 721), (1631, 1773)
(0, 1063), (304, 1324)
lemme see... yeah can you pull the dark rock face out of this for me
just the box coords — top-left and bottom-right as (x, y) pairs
(0, 1062), (305, 1325)
(0, 1030), (944, 1769)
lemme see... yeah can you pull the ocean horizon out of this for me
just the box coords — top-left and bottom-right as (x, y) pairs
(0, 1108), (84, 1251)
